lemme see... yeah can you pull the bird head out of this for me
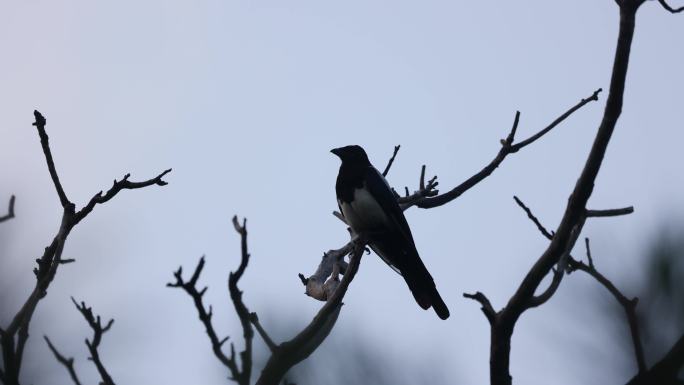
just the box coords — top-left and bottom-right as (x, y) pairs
(330, 145), (371, 165)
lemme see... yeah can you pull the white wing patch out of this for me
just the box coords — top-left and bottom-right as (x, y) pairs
(339, 183), (390, 232)
(338, 178), (402, 275)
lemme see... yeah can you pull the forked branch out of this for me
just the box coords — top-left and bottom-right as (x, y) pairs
(513, 196), (644, 375)
(475, 3), (642, 383)
(173, 216), (366, 385)
(72, 298), (116, 385)
(657, 0), (684, 13)
(0, 110), (170, 385)
(567, 239), (646, 374)
(169, 217), (260, 385)
(408, 89), (601, 209)
(43, 336), (82, 385)
(168, 256), (245, 383)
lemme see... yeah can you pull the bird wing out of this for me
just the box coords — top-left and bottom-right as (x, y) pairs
(363, 166), (416, 247)
(361, 167), (450, 319)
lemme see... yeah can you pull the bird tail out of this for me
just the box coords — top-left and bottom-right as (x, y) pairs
(429, 287), (450, 320)
(370, 235), (450, 320)
(401, 258), (450, 320)
(406, 276), (450, 320)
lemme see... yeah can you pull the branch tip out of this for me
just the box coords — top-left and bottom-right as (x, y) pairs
(463, 291), (496, 324)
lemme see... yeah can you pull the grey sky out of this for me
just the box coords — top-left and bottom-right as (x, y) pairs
(1, 1), (683, 384)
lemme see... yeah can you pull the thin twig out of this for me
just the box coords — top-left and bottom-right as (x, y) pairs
(228, 216), (254, 385)
(32, 110), (72, 209)
(525, 268), (564, 308)
(0, 110), (170, 385)
(44, 336), (82, 385)
(168, 217), (259, 385)
(463, 292), (496, 325)
(567, 239), (646, 374)
(0, 195), (15, 223)
(167, 256), (240, 380)
(72, 298), (116, 385)
(413, 89), (601, 209)
(249, 313), (277, 353)
(397, 168), (439, 210)
(657, 0), (684, 13)
(382, 145), (401, 177)
(72, 169), (172, 226)
(627, 333), (684, 384)
(513, 196), (554, 239)
(586, 206), (634, 217)
(509, 89), (602, 152)
(514, 195), (642, 371)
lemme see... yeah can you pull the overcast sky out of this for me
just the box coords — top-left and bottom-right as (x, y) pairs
(1, 1), (683, 384)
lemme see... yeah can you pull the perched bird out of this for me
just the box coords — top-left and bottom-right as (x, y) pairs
(331, 145), (449, 320)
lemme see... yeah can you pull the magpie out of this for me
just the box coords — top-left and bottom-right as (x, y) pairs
(331, 145), (450, 320)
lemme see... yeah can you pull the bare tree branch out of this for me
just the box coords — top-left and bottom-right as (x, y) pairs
(510, 196), (583, 309)
(477, 3), (642, 383)
(249, 313), (277, 353)
(410, 88), (601, 209)
(228, 216), (255, 385)
(299, 242), (354, 301)
(525, 268), (564, 308)
(256, 243), (365, 385)
(172, 216), (366, 385)
(167, 257), (241, 381)
(514, 194), (644, 374)
(657, 0), (684, 13)
(586, 206), (634, 217)
(0, 195), (15, 223)
(397, 166), (439, 210)
(567, 239), (646, 374)
(382, 145), (400, 177)
(513, 196), (555, 240)
(0, 111), (170, 385)
(463, 292), (496, 325)
(71, 298), (115, 385)
(32, 110), (72, 209)
(514, 191), (648, 378)
(168, 216), (259, 385)
(72, 169), (171, 226)
(627, 333), (684, 384)
(43, 336), (82, 385)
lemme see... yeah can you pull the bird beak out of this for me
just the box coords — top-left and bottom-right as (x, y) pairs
(330, 148), (341, 157)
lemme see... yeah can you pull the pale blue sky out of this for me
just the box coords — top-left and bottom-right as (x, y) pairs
(1, 1), (683, 384)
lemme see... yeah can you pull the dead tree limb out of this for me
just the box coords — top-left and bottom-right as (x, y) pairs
(169, 217), (258, 385)
(217, 66), (601, 385)
(172, 216), (366, 385)
(627, 333), (684, 385)
(657, 0), (684, 13)
(44, 300), (117, 385)
(255, 243), (364, 385)
(460, 2), (648, 384)
(513, 197), (645, 375)
(511, 194), (647, 380)
(0, 110), (170, 385)
(71, 298), (115, 385)
(168, 255), (246, 383)
(403, 88), (601, 210)
(382, 145), (401, 177)
(568, 239), (646, 374)
(43, 336), (82, 385)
